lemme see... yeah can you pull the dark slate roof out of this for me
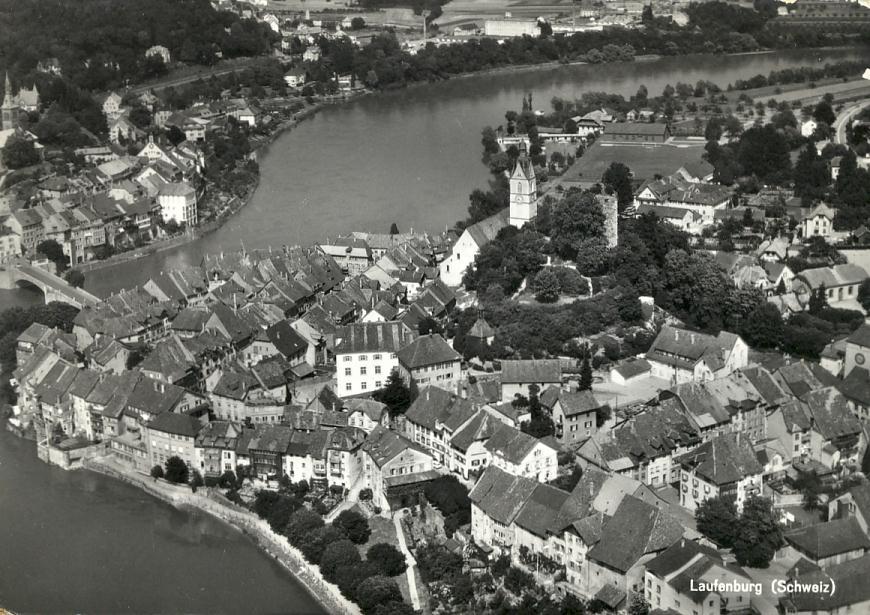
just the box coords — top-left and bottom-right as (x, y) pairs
(675, 433), (762, 486)
(335, 321), (415, 354)
(245, 425), (294, 453)
(612, 358), (651, 380)
(468, 317), (495, 339)
(512, 483), (573, 538)
(557, 390), (601, 417)
(838, 367), (870, 407)
(500, 359), (561, 384)
(801, 387), (862, 440)
(265, 320), (308, 358)
(449, 410), (500, 453)
(464, 209), (509, 249)
(468, 465), (538, 525)
(784, 517), (870, 559)
(587, 495), (684, 573)
(361, 425), (429, 468)
(645, 539), (723, 578)
(405, 385), (473, 431)
(740, 365), (788, 405)
(483, 422), (554, 463)
(847, 323), (870, 348)
(396, 334), (461, 369)
(147, 412), (202, 438)
(196, 421), (242, 449)
(781, 554), (870, 612)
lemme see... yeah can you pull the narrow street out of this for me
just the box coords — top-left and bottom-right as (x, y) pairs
(393, 512), (422, 611)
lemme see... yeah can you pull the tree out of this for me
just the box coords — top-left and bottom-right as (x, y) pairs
(418, 317), (443, 336)
(334, 509), (371, 544)
(532, 268), (561, 303)
(333, 561), (379, 600)
(150, 465), (164, 479)
(602, 162), (633, 212)
(2, 134), (40, 169)
(389, 222), (399, 234)
(285, 508), (325, 546)
(808, 285), (828, 314)
(36, 239), (67, 271)
(858, 279), (870, 312)
(579, 355), (593, 391)
(733, 496), (783, 568)
(350, 16), (366, 30)
(355, 576), (402, 615)
(739, 302), (784, 349)
(813, 99), (836, 126)
(164, 456), (189, 484)
(373, 370), (415, 418)
(299, 526), (345, 564)
(63, 269), (85, 288)
(320, 539), (362, 582)
(366, 543), (407, 576)
(574, 237), (610, 277)
(695, 495), (738, 548)
(736, 124), (791, 184)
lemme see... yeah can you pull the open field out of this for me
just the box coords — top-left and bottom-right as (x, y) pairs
(561, 141), (709, 184)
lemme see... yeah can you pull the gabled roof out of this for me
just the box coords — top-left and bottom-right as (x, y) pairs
(801, 387), (862, 440)
(397, 334), (461, 369)
(675, 433), (762, 485)
(557, 390), (601, 417)
(500, 359), (561, 385)
(483, 422), (554, 464)
(405, 385), (474, 431)
(797, 263), (868, 290)
(784, 517), (870, 559)
(147, 412), (202, 438)
(361, 425), (429, 468)
(464, 209), (509, 249)
(265, 320), (308, 358)
(781, 554), (870, 612)
(335, 321), (414, 354)
(468, 317), (495, 339)
(468, 465), (538, 525)
(586, 495), (684, 573)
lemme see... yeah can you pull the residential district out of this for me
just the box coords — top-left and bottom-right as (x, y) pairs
(2, 2), (870, 614)
(5, 126), (870, 614)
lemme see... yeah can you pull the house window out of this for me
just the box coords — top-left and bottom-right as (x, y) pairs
(375, 366), (381, 375)
(343, 356), (351, 362)
(345, 383), (352, 391)
(359, 355), (368, 361)
(361, 382), (367, 390)
(374, 354), (382, 360)
(345, 368), (351, 376)
(360, 367), (367, 375)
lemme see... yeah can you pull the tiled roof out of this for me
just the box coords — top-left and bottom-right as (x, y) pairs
(244, 424), (294, 453)
(449, 410), (500, 452)
(500, 359), (561, 384)
(781, 554), (870, 611)
(405, 385), (473, 431)
(675, 433), (762, 485)
(361, 425), (428, 468)
(784, 517), (870, 559)
(468, 465), (538, 525)
(147, 412), (202, 438)
(334, 321), (414, 355)
(483, 422), (553, 464)
(265, 320), (308, 358)
(801, 387), (862, 440)
(397, 334), (460, 369)
(797, 263), (868, 290)
(587, 495), (684, 573)
(557, 390), (601, 417)
(464, 209), (509, 248)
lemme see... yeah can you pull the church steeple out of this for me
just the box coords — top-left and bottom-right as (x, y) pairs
(2, 72), (18, 130)
(509, 142), (537, 228)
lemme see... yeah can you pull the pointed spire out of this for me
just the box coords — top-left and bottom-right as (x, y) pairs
(2, 71), (14, 108)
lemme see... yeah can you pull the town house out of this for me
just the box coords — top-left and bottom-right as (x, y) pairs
(551, 389), (602, 446)
(396, 333), (462, 391)
(360, 426), (435, 511)
(334, 321), (415, 397)
(499, 359), (562, 402)
(146, 412), (204, 471)
(483, 422), (558, 483)
(646, 325), (748, 385)
(195, 421), (242, 477)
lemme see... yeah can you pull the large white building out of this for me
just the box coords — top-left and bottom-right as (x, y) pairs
(334, 321), (415, 396)
(157, 182), (197, 226)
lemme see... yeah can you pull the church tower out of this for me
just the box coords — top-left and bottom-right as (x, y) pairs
(509, 143), (536, 228)
(1, 72), (18, 130)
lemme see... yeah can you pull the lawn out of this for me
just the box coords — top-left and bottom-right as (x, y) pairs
(360, 515), (416, 605)
(561, 141), (710, 185)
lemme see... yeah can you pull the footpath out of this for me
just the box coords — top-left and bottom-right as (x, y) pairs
(84, 456), (360, 615)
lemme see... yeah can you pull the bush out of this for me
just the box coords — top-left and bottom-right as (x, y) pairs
(423, 476), (471, 537)
(334, 561), (380, 600)
(366, 543), (407, 576)
(300, 525), (345, 564)
(504, 566), (535, 595)
(150, 465), (164, 479)
(190, 470), (204, 492)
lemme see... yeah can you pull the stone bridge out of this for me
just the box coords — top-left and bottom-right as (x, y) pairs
(7, 260), (100, 309)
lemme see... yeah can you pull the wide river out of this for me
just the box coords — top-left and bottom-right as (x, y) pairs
(0, 48), (866, 614)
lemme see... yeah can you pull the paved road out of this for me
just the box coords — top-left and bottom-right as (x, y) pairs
(128, 58), (268, 94)
(833, 99), (870, 145)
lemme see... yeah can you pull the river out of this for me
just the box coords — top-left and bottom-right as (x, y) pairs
(44, 47), (862, 300)
(0, 49), (865, 612)
(0, 427), (326, 614)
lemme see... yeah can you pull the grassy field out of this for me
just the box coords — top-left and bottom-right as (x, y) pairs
(562, 141), (709, 184)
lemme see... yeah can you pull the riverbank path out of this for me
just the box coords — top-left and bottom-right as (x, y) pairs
(393, 512), (422, 611)
(834, 99), (870, 145)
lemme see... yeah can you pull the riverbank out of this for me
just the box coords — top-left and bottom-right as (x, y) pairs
(83, 455), (360, 615)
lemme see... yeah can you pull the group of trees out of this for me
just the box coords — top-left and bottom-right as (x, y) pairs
(696, 495), (783, 567)
(0, 0), (277, 93)
(422, 475), (472, 536)
(281, 507), (410, 615)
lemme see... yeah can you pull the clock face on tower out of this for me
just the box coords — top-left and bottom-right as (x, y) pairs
(856, 353), (865, 365)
